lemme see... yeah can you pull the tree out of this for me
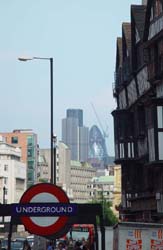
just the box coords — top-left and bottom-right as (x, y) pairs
(102, 200), (118, 226)
(91, 198), (118, 226)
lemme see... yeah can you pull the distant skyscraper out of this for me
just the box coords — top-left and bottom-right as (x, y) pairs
(62, 117), (79, 160)
(67, 109), (83, 127)
(79, 126), (89, 162)
(88, 125), (109, 169)
(62, 109), (89, 162)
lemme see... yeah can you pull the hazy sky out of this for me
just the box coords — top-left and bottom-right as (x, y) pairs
(0, 0), (141, 156)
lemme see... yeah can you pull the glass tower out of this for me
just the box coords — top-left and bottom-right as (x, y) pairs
(62, 109), (89, 162)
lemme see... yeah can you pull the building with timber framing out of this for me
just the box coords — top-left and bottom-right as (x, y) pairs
(112, 0), (163, 222)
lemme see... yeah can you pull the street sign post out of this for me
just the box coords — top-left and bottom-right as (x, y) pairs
(19, 183), (75, 236)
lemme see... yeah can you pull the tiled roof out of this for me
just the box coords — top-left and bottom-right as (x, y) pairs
(71, 160), (94, 168)
(92, 175), (114, 183)
(122, 22), (131, 53)
(131, 5), (146, 40)
(99, 176), (114, 183)
(117, 37), (122, 67)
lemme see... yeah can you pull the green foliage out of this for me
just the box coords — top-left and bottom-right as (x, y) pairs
(103, 200), (118, 226)
(91, 198), (118, 226)
(38, 178), (48, 183)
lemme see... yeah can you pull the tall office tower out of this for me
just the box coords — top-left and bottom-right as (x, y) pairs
(1, 129), (38, 188)
(67, 109), (83, 126)
(79, 126), (89, 162)
(62, 117), (79, 160)
(88, 125), (109, 169)
(62, 109), (89, 162)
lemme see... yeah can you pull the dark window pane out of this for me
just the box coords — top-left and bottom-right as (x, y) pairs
(11, 137), (18, 144)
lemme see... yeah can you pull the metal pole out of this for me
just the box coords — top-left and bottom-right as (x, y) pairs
(100, 214), (105, 250)
(53, 135), (56, 185)
(2, 186), (5, 223)
(18, 56), (55, 184)
(50, 58), (54, 184)
(8, 217), (13, 250)
(3, 186), (5, 204)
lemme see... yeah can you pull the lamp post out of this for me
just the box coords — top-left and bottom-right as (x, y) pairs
(3, 186), (6, 204)
(18, 56), (56, 184)
(2, 186), (6, 223)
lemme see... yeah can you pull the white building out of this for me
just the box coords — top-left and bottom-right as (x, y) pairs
(37, 154), (49, 183)
(39, 143), (96, 202)
(57, 142), (71, 195)
(70, 161), (96, 203)
(0, 138), (26, 204)
(39, 142), (73, 199)
(88, 176), (114, 204)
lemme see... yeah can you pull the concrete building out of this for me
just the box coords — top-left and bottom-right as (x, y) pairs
(57, 142), (71, 195)
(1, 129), (38, 188)
(39, 142), (72, 198)
(39, 148), (51, 182)
(62, 109), (89, 162)
(70, 160), (96, 203)
(88, 176), (114, 204)
(39, 144), (96, 202)
(112, 165), (121, 217)
(37, 154), (49, 183)
(0, 137), (26, 204)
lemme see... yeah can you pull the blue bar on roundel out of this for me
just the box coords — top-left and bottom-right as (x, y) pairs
(12, 203), (78, 217)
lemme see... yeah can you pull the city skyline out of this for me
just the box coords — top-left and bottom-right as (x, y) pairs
(0, 0), (141, 156)
(62, 108), (89, 161)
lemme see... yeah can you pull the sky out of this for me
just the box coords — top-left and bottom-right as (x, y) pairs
(0, 0), (141, 156)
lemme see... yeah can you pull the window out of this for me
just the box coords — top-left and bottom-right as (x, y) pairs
(138, 105), (146, 136)
(150, 0), (163, 20)
(4, 165), (8, 171)
(158, 132), (163, 160)
(4, 188), (7, 195)
(27, 172), (34, 182)
(128, 142), (134, 158)
(27, 136), (33, 146)
(120, 143), (124, 158)
(27, 148), (34, 158)
(4, 177), (8, 185)
(28, 160), (34, 169)
(157, 106), (163, 128)
(11, 136), (18, 144)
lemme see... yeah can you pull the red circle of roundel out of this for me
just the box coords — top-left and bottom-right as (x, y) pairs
(20, 183), (69, 236)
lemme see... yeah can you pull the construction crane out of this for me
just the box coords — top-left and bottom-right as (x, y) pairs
(91, 103), (109, 139)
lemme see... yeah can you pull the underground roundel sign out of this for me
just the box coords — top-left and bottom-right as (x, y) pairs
(19, 183), (72, 236)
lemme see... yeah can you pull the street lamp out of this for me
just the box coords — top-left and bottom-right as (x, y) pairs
(3, 186), (6, 204)
(18, 56), (56, 185)
(2, 186), (6, 223)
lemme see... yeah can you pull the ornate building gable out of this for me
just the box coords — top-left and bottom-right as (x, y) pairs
(131, 5), (147, 71)
(144, 0), (163, 41)
(115, 37), (123, 88)
(122, 23), (131, 62)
